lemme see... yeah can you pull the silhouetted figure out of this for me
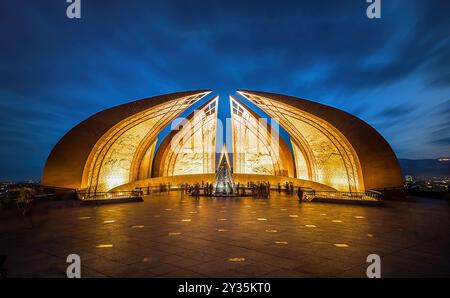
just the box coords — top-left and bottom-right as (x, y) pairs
(289, 182), (294, 195)
(194, 183), (200, 199)
(297, 187), (303, 203)
(209, 183), (213, 196)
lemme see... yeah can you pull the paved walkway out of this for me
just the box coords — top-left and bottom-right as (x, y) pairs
(0, 192), (449, 277)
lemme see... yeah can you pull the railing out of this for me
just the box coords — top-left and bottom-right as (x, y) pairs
(303, 190), (382, 202)
(77, 190), (142, 201)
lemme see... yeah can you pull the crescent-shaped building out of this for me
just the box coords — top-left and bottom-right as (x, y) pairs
(41, 90), (405, 199)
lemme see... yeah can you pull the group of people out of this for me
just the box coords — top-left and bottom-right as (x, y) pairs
(156, 180), (306, 202)
(183, 182), (214, 199)
(248, 182), (271, 199)
(276, 182), (296, 195)
(281, 182), (305, 202)
(157, 183), (171, 194)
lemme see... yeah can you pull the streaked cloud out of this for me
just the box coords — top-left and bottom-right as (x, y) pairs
(0, 0), (449, 179)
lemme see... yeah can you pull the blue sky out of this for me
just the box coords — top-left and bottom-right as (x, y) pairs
(0, 0), (449, 181)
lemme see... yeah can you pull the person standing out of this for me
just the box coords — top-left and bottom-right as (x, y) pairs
(297, 187), (303, 203)
(209, 183), (213, 197)
(194, 183), (200, 200)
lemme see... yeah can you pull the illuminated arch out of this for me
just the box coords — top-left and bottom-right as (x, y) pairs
(230, 96), (295, 177)
(42, 89), (403, 197)
(238, 90), (403, 192)
(152, 97), (218, 177)
(41, 90), (211, 191)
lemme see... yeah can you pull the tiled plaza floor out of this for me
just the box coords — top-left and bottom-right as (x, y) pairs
(0, 192), (449, 277)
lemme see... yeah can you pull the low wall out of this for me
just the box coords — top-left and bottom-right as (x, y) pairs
(112, 173), (336, 192)
(112, 174), (215, 191)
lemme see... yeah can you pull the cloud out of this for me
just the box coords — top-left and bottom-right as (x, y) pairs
(0, 0), (449, 179)
(430, 136), (450, 146)
(428, 100), (450, 146)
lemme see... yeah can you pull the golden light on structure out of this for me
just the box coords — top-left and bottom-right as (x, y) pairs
(181, 219), (191, 222)
(305, 224), (317, 228)
(238, 91), (363, 192)
(275, 241), (288, 245)
(289, 215), (299, 218)
(332, 220), (343, 223)
(230, 96), (294, 177)
(103, 220), (115, 224)
(83, 92), (211, 192)
(218, 229), (227, 232)
(168, 232), (181, 236)
(265, 229), (278, 233)
(131, 225), (145, 229)
(257, 218), (268, 221)
(42, 90), (404, 200)
(218, 218), (227, 221)
(354, 216), (365, 219)
(79, 216), (91, 220)
(155, 97), (219, 177)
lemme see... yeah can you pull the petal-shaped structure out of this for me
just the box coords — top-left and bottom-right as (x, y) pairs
(42, 89), (404, 199)
(41, 90), (211, 192)
(152, 97), (218, 177)
(237, 90), (404, 192)
(230, 96), (295, 177)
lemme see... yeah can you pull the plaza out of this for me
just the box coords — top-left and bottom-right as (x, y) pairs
(4, 90), (443, 278)
(1, 193), (448, 278)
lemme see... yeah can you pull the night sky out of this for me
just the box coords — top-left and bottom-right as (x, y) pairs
(0, 0), (449, 181)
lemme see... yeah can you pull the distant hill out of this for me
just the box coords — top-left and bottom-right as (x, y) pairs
(399, 159), (450, 179)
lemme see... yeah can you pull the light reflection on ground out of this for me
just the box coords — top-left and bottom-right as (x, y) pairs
(0, 192), (449, 277)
